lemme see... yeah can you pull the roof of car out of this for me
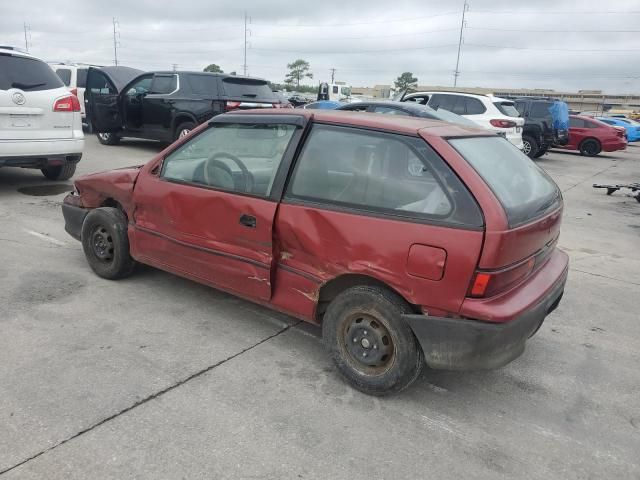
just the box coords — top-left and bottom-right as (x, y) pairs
(341, 100), (423, 111)
(152, 71), (269, 81)
(0, 46), (35, 59)
(231, 109), (488, 138)
(408, 91), (489, 100)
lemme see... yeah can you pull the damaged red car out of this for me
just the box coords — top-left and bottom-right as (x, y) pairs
(62, 110), (568, 395)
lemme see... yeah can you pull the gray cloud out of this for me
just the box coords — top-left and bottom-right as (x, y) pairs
(2, 0), (639, 93)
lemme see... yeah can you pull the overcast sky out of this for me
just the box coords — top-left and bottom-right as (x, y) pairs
(2, 0), (640, 93)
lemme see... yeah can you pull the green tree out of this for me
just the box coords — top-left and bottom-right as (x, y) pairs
(285, 59), (313, 88)
(203, 64), (223, 73)
(394, 72), (418, 92)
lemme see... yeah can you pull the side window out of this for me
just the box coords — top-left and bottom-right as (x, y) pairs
(429, 94), (450, 111)
(161, 123), (297, 197)
(371, 106), (410, 116)
(55, 68), (72, 86)
(584, 120), (599, 129)
(405, 95), (429, 105)
(465, 97), (486, 115)
(515, 102), (526, 115)
(150, 74), (177, 94)
(530, 102), (552, 118)
(449, 96), (466, 115)
(332, 86), (339, 94)
(126, 75), (153, 96)
(77, 68), (88, 88)
(569, 117), (585, 128)
(186, 74), (219, 96)
(342, 104), (369, 112)
(87, 70), (116, 94)
(287, 125), (483, 227)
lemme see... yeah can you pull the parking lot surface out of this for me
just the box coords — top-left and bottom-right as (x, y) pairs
(1, 136), (639, 479)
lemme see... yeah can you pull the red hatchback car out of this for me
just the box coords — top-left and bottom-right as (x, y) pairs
(555, 114), (627, 156)
(62, 110), (568, 395)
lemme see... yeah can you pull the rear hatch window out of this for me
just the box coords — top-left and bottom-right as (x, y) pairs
(449, 136), (560, 227)
(0, 54), (64, 91)
(221, 77), (276, 102)
(493, 101), (520, 117)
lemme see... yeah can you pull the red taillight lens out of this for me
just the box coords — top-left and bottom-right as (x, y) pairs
(70, 88), (78, 97)
(53, 94), (81, 112)
(469, 258), (536, 298)
(225, 101), (241, 111)
(490, 119), (517, 128)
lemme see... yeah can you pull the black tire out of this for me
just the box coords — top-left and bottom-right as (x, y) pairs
(533, 146), (548, 158)
(81, 207), (136, 280)
(579, 139), (602, 157)
(522, 135), (539, 159)
(175, 121), (197, 142)
(322, 285), (424, 396)
(41, 163), (76, 180)
(96, 132), (120, 145)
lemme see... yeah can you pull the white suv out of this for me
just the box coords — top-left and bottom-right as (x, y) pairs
(0, 47), (83, 180)
(49, 63), (95, 128)
(399, 91), (525, 150)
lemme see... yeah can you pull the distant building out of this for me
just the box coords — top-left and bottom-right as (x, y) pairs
(351, 84), (640, 113)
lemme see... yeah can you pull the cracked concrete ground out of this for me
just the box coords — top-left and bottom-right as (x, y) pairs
(1, 136), (639, 479)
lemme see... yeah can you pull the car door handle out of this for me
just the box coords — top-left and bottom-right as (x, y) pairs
(239, 214), (256, 228)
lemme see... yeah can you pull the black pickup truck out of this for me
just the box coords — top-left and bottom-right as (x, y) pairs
(85, 67), (279, 145)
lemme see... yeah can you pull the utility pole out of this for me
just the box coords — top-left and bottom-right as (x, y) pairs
(453, 0), (468, 87)
(23, 22), (31, 52)
(243, 12), (251, 76)
(172, 63), (178, 72)
(330, 68), (336, 83)
(112, 17), (119, 66)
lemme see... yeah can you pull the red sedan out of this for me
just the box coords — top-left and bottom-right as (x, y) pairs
(62, 110), (568, 395)
(555, 115), (627, 156)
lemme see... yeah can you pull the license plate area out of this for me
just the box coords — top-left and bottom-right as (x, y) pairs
(5, 114), (38, 128)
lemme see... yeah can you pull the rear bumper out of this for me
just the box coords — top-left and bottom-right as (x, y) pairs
(0, 152), (82, 169)
(0, 137), (84, 156)
(602, 138), (627, 152)
(62, 195), (88, 241)
(404, 251), (568, 370)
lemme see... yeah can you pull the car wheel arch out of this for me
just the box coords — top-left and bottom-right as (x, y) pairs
(314, 273), (417, 323)
(172, 113), (198, 133)
(101, 198), (129, 222)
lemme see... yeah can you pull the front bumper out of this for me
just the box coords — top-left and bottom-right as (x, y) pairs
(403, 265), (568, 371)
(62, 196), (88, 241)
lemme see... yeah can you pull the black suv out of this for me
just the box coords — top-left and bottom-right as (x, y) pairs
(508, 97), (569, 158)
(86, 67), (279, 145)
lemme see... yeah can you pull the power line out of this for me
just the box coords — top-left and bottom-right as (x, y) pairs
(251, 11), (460, 27)
(469, 9), (640, 14)
(252, 44), (459, 54)
(465, 43), (640, 53)
(467, 27), (640, 33)
(252, 27), (459, 40)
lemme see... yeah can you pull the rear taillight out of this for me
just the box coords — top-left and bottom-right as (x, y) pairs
(53, 94), (81, 112)
(490, 119), (517, 128)
(225, 101), (241, 111)
(70, 88), (78, 97)
(468, 257), (536, 298)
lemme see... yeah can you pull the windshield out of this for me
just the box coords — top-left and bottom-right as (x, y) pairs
(449, 136), (561, 227)
(0, 54), (64, 91)
(494, 101), (520, 117)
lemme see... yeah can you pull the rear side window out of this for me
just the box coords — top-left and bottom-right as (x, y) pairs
(221, 77), (276, 100)
(494, 102), (520, 117)
(287, 125), (483, 228)
(150, 74), (177, 94)
(55, 68), (72, 86)
(186, 74), (219, 96)
(514, 102), (526, 115)
(77, 69), (88, 88)
(450, 137), (560, 227)
(0, 54), (64, 91)
(464, 98), (486, 115)
(530, 102), (552, 118)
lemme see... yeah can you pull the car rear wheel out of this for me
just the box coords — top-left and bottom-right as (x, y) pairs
(41, 163), (76, 180)
(322, 285), (424, 396)
(175, 121), (197, 141)
(81, 207), (136, 280)
(522, 135), (539, 159)
(533, 146), (548, 158)
(96, 132), (120, 145)
(579, 139), (602, 157)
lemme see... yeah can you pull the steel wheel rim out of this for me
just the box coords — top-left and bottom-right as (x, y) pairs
(522, 141), (531, 155)
(90, 225), (114, 263)
(179, 128), (191, 138)
(339, 312), (396, 376)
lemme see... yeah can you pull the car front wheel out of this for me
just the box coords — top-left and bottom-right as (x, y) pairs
(81, 207), (136, 279)
(96, 132), (120, 145)
(322, 285), (424, 396)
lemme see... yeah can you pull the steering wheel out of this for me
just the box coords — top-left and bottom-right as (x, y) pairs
(203, 152), (253, 193)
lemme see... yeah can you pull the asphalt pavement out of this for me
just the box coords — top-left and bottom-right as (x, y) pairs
(1, 135), (639, 479)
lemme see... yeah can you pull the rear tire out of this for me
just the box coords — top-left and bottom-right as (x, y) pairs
(322, 285), (424, 396)
(175, 121), (197, 142)
(533, 146), (548, 158)
(522, 135), (539, 159)
(96, 132), (120, 145)
(81, 207), (136, 280)
(41, 163), (76, 180)
(579, 139), (602, 157)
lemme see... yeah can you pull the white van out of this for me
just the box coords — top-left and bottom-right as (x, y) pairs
(49, 62), (98, 128)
